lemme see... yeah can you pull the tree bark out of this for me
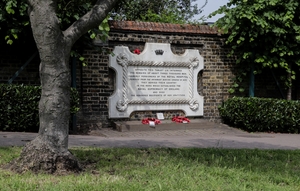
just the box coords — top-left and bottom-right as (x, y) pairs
(8, 0), (118, 174)
(287, 85), (292, 100)
(8, 0), (80, 174)
(287, 64), (292, 100)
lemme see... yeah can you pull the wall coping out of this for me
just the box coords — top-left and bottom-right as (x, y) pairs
(109, 21), (221, 35)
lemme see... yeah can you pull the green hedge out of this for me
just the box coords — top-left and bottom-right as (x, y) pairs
(0, 84), (80, 132)
(219, 97), (300, 133)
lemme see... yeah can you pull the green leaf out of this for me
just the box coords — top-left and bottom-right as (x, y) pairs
(291, 75), (296, 80)
(7, 39), (13, 45)
(23, 21), (29, 26)
(73, 14), (79, 20)
(90, 33), (96, 39)
(5, 7), (15, 14)
(12, 33), (18, 39)
(228, 88), (235, 94)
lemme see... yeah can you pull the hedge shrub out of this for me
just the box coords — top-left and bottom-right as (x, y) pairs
(219, 97), (300, 133)
(0, 84), (80, 132)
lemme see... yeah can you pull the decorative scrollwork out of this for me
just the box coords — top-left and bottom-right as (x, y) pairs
(116, 100), (128, 112)
(155, 49), (164, 55)
(128, 61), (191, 67)
(190, 57), (199, 68)
(117, 53), (128, 67)
(116, 53), (129, 112)
(189, 99), (199, 111)
(129, 99), (189, 105)
(188, 58), (194, 103)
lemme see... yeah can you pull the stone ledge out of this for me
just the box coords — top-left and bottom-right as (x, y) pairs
(112, 119), (217, 132)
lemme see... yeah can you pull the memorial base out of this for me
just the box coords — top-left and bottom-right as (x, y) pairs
(112, 119), (217, 132)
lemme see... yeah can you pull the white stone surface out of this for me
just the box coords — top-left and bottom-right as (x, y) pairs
(156, 113), (164, 120)
(108, 43), (204, 118)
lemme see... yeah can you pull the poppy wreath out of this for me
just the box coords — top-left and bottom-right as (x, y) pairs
(142, 118), (161, 125)
(172, 116), (190, 123)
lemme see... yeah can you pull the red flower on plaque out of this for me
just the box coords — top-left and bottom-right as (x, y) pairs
(133, 49), (141, 55)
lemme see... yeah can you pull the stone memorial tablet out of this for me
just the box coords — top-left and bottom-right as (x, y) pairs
(108, 43), (204, 118)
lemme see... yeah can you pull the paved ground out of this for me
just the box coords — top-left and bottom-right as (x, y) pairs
(1, 122), (300, 150)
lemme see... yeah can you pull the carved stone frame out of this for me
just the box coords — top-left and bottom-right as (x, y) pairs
(108, 43), (204, 118)
(116, 54), (200, 112)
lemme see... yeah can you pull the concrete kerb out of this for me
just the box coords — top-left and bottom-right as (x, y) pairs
(1, 122), (300, 150)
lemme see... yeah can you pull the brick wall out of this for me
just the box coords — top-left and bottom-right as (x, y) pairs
(75, 21), (237, 130)
(2, 21), (298, 131)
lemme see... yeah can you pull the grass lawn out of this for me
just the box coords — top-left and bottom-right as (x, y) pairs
(0, 147), (300, 191)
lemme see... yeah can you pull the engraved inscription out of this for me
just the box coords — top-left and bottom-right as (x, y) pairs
(128, 67), (188, 100)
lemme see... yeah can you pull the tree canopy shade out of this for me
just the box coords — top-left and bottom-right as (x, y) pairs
(1, 0), (207, 64)
(0, 0), (111, 48)
(210, 0), (300, 96)
(0, 0), (207, 45)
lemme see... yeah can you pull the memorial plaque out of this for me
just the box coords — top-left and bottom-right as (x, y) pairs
(108, 43), (204, 118)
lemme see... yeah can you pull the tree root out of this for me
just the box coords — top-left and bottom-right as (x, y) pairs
(7, 139), (82, 174)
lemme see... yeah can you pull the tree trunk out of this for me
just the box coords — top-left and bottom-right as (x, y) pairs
(287, 85), (292, 100)
(287, 64), (292, 100)
(8, 1), (81, 174)
(8, 0), (118, 174)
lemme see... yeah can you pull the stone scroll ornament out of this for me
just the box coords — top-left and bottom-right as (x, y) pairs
(108, 43), (204, 118)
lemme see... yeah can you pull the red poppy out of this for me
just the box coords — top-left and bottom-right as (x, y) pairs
(133, 49), (141, 55)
